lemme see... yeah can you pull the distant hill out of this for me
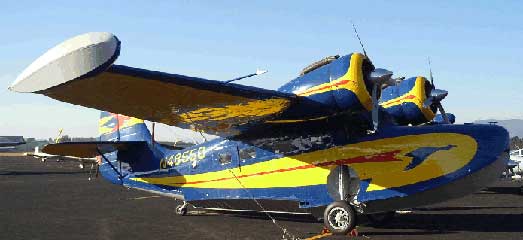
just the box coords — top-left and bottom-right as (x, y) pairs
(473, 119), (523, 138)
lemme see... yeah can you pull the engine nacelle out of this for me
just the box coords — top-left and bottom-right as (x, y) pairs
(278, 53), (375, 113)
(380, 76), (436, 125)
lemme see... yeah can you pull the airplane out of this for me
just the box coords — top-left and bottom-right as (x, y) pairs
(0, 136), (25, 148)
(508, 148), (523, 177)
(25, 129), (97, 170)
(26, 146), (97, 170)
(9, 32), (509, 235)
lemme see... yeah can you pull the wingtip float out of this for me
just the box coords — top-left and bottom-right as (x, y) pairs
(10, 32), (510, 236)
(10, 32), (120, 93)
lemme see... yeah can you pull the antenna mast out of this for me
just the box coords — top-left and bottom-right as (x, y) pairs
(428, 57), (434, 87)
(351, 21), (368, 57)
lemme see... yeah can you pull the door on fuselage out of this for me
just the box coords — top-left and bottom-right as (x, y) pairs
(214, 143), (240, 170)
(216, 143), (258, 170)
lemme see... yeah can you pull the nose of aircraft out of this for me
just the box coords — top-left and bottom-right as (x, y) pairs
(474, 124), (510, 168)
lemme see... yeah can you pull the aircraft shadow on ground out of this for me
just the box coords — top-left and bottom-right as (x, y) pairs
(413, 206), (523, 211)
(189, 210), (320, 223)
(190, 206), (523, 234)
(0, 170), (87, 176)
(374, 213), (523, 232)
(362, 230), (455, 236)
(479, 186), (523, 195)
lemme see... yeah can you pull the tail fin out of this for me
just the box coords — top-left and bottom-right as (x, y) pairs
(98, 111), (151, 142)
(96, 112), (157, 182)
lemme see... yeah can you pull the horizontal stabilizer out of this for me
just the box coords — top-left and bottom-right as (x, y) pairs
(42, 141), (146, 158)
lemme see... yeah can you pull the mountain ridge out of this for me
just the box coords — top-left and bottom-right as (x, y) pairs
(473, 119), (523, 138)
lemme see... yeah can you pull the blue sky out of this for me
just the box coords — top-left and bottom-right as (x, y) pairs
(1, 1), (522, 139)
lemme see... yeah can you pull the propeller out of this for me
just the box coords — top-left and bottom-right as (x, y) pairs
(424, 58), (450, 123)
(369, 68), (394, 131)
(351, 22), (397, 131)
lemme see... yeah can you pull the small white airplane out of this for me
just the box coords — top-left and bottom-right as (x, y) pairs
(25, 129), (98, 170)
(25, 146), (97, 169)
(508, 149), (523, 179)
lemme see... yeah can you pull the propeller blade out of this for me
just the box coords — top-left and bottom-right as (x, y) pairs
(428, 57), (435, 89)
(436, 103), (449, 124)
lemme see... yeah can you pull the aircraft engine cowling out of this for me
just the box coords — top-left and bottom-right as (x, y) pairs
(278, 53), (375, 114)
(380, 76), (436, 125)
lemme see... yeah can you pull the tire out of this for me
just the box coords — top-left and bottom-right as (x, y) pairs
(323, 201), (356, 235)
(175, 205), (187, 216)
(367, 211), (395, 226)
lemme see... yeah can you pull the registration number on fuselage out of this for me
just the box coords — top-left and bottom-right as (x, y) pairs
(160, 147), (206, 169)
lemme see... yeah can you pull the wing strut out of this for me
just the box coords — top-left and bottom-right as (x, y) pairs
(96, 147), (124, 181)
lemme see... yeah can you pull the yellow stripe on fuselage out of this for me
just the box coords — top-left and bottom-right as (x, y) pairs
(380, 76), (435, 121)
(132, 133), (477, 192)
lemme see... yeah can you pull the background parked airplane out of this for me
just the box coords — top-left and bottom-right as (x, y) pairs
(25, 129), (97, 172)
(0, 136), (25, 148)
(508, 149), (523, 178)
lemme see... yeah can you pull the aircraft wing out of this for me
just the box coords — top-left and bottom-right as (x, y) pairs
(9, 32), (308, 136)
(42, 141), (146, 158)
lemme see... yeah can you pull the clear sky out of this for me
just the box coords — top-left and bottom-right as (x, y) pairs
(1, 1), (522, 139)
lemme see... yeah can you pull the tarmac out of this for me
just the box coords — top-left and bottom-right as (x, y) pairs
(1, 155), (522, 240)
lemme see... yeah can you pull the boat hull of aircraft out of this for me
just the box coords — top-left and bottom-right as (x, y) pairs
(94, 123), (509, 215)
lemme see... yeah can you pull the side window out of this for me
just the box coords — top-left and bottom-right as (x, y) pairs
(218, 153), (232, 165)
(239, 147), (256, 161)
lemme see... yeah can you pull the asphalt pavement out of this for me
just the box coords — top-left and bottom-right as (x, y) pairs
(1, 156), (522, 240)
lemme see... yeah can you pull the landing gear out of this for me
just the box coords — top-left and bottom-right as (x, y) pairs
(367, 211), (395, 226)
(323, 201), (356, 235)
(175, 202), (188, 216)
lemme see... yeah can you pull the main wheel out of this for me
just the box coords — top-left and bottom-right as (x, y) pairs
(367, 211), (395, 226)
(175, 204), (187, 216)
(323, 201), (356, 235)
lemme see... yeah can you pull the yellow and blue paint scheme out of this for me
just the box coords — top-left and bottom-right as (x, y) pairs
(277, 53), (374, 119)
(96, 111), (509, 213)
(12, 31), (510, 220)
(24, 45), (508, 213)
(380, 76), (436, 125)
